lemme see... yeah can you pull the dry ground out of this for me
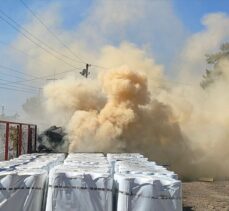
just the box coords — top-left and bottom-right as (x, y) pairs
(183, 181), (229, 211)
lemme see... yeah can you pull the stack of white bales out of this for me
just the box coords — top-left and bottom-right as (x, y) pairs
(15, 153), (65, 172)
(0, 153), (65, 211)
(46, 153), (113, 211)
(107, 153), (182, 211)
(107, 153), (147, 174)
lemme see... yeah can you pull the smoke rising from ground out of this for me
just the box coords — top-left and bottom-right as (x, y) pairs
(67, 67), (150, 152)
(42, 41), (229, 178)
(44, 66), (193, 177)
(4, 1), (229, 178)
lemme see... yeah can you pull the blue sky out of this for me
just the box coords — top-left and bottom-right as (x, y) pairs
(1, 0), (229, 43)
(0, 0), (229, 117)
(173, 0), (229, 32)
(0, 0), (92, 43)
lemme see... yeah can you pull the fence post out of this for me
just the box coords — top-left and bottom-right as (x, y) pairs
(34, 125), (37, 152)
(18, 124), (22, 156)
(5, 123), (9, 160)
(27, 125), (31, 153)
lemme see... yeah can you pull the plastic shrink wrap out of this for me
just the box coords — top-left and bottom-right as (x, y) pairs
(109, 153), (182, 211)
(0, 153), (65, 211)
(0, 169), (47, 211)
(46, 153), (113, 211)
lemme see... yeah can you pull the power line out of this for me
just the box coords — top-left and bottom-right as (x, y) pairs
(1, 66), (83, 86)
(0, 64), (44, 89)
(4, 6), (190, 83)
(0, 8), (84, 65)
(0, 61), (193, 88)
(0, 39), (81, 71)
(0, 85), (38, 94)
(0, 62), (193, 87)
(0, 10), (112, 75)
(0, 78), (40, 90)
(0, 70), (27, 80)
(5, 2), (116, 71)
(0, 7), (120, 75)
(0, 11), (85, 69)
(0, 82), (38, 93)
(20, 0), (86, 64)
(0, 64), (37, 78)
(0, 40), (28, 57)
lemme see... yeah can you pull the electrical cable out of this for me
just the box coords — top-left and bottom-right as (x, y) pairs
(0, 12), (85, 69)
(20, 0), (86, 64)
(0, 86), (38, 94)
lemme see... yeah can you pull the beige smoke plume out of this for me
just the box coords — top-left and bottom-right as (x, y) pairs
(44, 79), (105, 127)
(46, 67), (150, 152)
(15, 0), (229, 178)
(44, 66), (194, 177)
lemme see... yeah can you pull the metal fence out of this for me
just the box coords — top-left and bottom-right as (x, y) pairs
(0, 120), (37, 160)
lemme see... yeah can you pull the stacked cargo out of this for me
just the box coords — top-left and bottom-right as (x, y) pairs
(108, 153), (182, 211)
(0, 153), (182, 211)
(15, 153), (65, 172)
(0, 153), (65, 211)
(46, 153), (113, 211)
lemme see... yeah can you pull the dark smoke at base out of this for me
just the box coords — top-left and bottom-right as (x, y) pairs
(38, 126), (68, 153)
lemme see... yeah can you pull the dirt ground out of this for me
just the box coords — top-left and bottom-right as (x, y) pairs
(183, 181), (229, 211)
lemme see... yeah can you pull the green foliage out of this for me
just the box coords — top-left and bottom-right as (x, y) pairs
(201, 42), (229, 89)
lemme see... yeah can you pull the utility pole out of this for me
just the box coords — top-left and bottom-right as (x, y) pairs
(80, 64), (91, 78)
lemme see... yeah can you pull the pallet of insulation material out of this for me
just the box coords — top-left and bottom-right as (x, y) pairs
(0, 169), (47, 211)
(46, 153), (113, 211)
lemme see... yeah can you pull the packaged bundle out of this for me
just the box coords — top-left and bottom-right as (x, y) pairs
(0, 169), (47, 211)
(46, 167), (113, 211)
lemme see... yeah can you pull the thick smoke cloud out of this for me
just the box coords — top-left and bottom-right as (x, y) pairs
(44, 66), (193, 177)
(67, 68), (150, 151)
(42, 38), (229, 178)
(5, 0), (229, 178)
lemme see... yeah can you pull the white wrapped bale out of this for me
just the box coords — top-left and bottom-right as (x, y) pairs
(46, 169), (113, 211)
(0, 153), (182, 211)
(0, 169), (47, 211)
(110, 153), (181, 211)
(107, 153), (148, 175)
(16, 153), (66, 172)
(46, 153), (113, 211)
(114, 174), (182, 211)
(115, 160), (178, 179)
(3, 154), (66, 211)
